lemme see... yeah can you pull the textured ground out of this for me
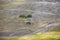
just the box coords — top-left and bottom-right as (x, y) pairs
(0, 0), (60, 37)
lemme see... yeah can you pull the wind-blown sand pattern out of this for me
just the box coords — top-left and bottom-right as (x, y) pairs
(0, 0), (60, 38)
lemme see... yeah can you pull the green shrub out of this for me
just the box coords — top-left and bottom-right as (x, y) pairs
(19, 14), (32, 19)
(26, 14), (32, 18)
(19, 15), (26, 18)
(26, 22), (31, 25)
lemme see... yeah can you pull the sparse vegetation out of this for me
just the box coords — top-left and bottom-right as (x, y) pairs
(19, 14), (32, 18)
(26, 14), (32, 18)
(0, 32), (60, 40)
(0, 0), (60, 40)
(19, 15), (26, 18)
(19, 14), (32, 25)
(26, 22), (32, 25)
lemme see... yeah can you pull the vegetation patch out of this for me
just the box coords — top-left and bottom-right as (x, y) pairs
(0, 32), (60, 40)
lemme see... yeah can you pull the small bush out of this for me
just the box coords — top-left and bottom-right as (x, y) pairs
(27, 14), (32, 18)
(19, 14), (32, 18)
(26, 22), (31, 25)
(19, 15), (26, 18)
